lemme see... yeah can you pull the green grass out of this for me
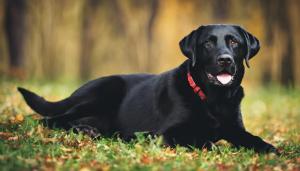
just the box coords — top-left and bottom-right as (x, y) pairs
(0, 80), (299, 171)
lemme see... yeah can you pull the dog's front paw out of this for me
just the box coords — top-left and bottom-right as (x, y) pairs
(256, 143), (280, 155)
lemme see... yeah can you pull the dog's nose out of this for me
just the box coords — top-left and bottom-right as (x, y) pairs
(217, 54), (233, 66)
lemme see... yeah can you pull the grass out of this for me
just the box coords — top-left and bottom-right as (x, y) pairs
(0, 80), (299, 171)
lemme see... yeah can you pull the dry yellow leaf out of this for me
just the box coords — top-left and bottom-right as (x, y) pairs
(16, 114), (24, 122)
(79, 167), (91, 171)
(61, 147), (73, 153)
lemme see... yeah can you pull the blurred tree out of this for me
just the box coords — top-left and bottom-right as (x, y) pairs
(109, 0), (159, 72)
(1, 0), (299, 86)
(278, 1), (295, 87)
(212, 0), (230, 20)
(261, 0), (274, 85)
(145, 0), (158, 72)
(5, 0), (26, 78)
(80, 0), (101, 80)
(261, 0), (295, 87)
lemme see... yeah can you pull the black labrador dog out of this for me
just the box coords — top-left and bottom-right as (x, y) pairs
(18, 24), (278, 153)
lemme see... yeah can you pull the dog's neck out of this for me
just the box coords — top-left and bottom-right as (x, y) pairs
(187, 72), (207, 101)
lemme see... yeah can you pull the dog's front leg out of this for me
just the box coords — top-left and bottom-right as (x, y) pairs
(222, 126), (279, 154)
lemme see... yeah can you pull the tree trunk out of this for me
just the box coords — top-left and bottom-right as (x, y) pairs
(5, 0), (26, 78)
(278, 1), (295, 87)
(261, 0), (295, 87)
(80, 0), (101, 80)
(212, 0), (230, 20)
(145, 0), (158, 72)
(260, 0), (275, 85)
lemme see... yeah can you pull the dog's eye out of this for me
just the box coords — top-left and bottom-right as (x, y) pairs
(204, 41), (214, 49)
(229, 39), (238, 47)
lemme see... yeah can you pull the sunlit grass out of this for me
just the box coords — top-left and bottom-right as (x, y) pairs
(0, 80), (299, 170)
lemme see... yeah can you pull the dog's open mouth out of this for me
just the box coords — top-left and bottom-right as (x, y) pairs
(207, 71), (234, 85)
(216, 72), (233, 85)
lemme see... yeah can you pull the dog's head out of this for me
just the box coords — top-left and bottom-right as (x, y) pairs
(180, 24), (260, 86)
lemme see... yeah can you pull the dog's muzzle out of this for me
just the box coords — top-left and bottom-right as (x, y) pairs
(206, 54), (237, 86)
(215, 54), (235, 85)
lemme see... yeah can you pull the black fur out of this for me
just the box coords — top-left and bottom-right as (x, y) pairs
(18, 24), (278, 153)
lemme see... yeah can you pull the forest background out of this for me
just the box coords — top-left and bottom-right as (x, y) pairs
(0, 0), (299, 88)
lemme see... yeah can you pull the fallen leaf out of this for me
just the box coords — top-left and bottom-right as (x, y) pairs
(217, 163), (233, 171)
(164, 147), (176, 156)
(0, 132), (14, 139)
(99, 164), (110, 171)
(17, 156), (38, 166)
(140, 154), (152, 164)
(9, 116), (16, 124)
(73, 155), (80, 159)
(191, 152), (199, 158)
(79, 167), (91, 171)
(91, 161), (110, 171)
(248, 164), (259, 171)
(202, 148), (208, 154)
(61, 147), (73, 153)
(26, 129), (34, 137)
(0, 155), (8, 160)
(37, 125), (45, 137)
(197, 168), (206, 171)
(42, 137), (57, 144)
(15, 114), (24, 122)
(8, 136), (19, 141)
(30, 113), (43, 120)
(273, 166), (283, 171)
(153, 156), (166, 162)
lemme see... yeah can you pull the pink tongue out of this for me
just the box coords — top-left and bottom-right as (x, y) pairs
(216, 73), (232, 85)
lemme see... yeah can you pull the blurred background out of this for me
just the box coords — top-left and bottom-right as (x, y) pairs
(0, 0), (299, 87)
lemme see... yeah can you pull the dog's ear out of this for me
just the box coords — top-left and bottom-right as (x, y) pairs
(236, 26), (260, 68)
(179, 26), (205, 67)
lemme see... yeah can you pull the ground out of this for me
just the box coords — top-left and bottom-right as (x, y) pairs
(0, 80), (299, 171)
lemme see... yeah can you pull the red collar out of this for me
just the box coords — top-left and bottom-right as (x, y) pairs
(187, 72), (207, 101)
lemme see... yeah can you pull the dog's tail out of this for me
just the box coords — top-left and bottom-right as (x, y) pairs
(18, 87), (74, 116)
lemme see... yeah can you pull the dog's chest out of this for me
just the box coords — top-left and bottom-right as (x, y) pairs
(186, 103), (237, 143)
(210, 103), (235, 119)
(164, 117), (221, 147)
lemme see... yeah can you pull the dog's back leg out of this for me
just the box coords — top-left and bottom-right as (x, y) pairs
(42, 101), (93, 127)
(19, 76), (127, 132)
(42, 100), (116, 135)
